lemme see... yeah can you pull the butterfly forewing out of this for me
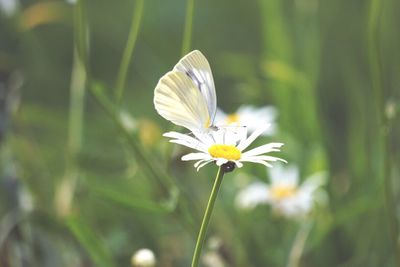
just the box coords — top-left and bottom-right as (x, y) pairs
(154, 71), (211, 132)
(173, 50), (217, 125)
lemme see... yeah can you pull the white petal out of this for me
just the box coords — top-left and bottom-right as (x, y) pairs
(163, 131), (201, 146)
(169, 139), (207, 152)
(194, 159), (208, 168)
(181, 152), (210, 161)
(244, 155), (287, 164)
(196, 160), (213, 171)
(257, 155), (287, 162)
(215, 158), (228, 166)
(235, 182), (269, 209)
(276, 199), (310, 218)
(191, 130), (214, 145)
(270, 164), (299, 185)
(240, 158), (274, 168)
(235, 161), (243, 168)
(225, 127), (244, 145)
(163, 131), (209, 151)
(241, 143), (284, 157)
(213, 129), (225, 144)
(214, 108), (228, 126)
(237, 123), (270, 151)
(281, 192), (313, 217)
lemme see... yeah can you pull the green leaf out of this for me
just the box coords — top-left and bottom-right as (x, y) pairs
(66, 216), (116, 267)
(93, 185), (178, 214)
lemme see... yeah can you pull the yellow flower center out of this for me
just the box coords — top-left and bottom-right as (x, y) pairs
(271, 185), (297, 200)
(226, 113), (240, 124)
(208, 144), (241, 160)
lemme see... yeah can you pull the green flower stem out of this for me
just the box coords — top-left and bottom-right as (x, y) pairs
(115, 0), (145, 105)
(368, 0), (400, 264)
(287, 220), (313, 267)
(191, 167), (225, 267)
(74, 0), (89, 76)
(57, 0), (88, 216)
(181, 0), (195, 56)
(69, 0), (87, 162)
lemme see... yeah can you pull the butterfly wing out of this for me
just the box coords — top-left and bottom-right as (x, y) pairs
(154, 71), (211, 132)
(173, 50), (217, 125)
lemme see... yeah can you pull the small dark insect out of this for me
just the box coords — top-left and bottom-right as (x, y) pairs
(221, 161), (236, 173)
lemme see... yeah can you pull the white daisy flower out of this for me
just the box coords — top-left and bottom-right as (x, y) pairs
(216, 105), (278, 136)
(235, 164), (326, 218)
(164, 123), (285, 172)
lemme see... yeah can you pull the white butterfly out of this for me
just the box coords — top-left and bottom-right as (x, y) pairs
(154, 50), (217, 133)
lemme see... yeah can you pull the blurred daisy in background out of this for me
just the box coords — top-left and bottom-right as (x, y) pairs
(131, 248), (156, 267)
(163, 123), (285, 171)
(216, 105), (277, 136)
(235, 164), (327, 218)
(202, 237), (228, 267)
(203, 251), (225, 267)
(0, 0), (18, 16)
(119, 110), (137, 133)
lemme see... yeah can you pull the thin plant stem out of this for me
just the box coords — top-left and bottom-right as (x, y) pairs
(56, 48), (86, 216)
(191, 167), (225, 267)
(55, 0), (87, 217)
(368, 0), (400, 264)
(69, 0), (87, 161)
(74, 0), (89, 75)
(181, 0), (195, 56)
(287, 220), (313, 267)
(115, 0), (145, 105)
(67, 49), (86, 167)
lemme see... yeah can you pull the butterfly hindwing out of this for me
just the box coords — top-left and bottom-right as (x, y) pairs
(154, 71), (211, 132)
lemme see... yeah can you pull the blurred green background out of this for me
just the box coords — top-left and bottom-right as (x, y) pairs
(0, 0), (399, 266)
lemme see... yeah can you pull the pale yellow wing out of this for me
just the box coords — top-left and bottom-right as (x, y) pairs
(173, 50), (217, 124)
(154, 71), (211, 132)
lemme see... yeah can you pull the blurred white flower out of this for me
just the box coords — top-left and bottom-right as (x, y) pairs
(235, 164), (326, 218)
(203, 251), (225, 267)
(0, 0), (18, 16)
(131, 248), (156, 267)
(119, 110), (137, 133)
(216, 105), (277, 136)
(19, 187), (34, 213)
(202, 236), (225, 267)
(163, 123), (285, 171)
